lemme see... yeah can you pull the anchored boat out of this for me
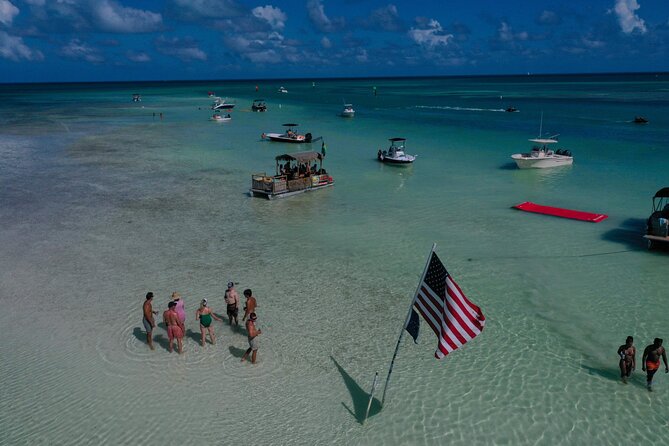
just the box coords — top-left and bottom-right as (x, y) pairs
(262, 124), (314, 143)
(377, 138), (416, 164)
(250, 151), (333, 199)
(511, 115), (573, 169)
(644, 187), (669, 250)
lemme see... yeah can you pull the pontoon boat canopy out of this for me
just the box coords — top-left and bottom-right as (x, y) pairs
(389, 137), (406, 142)
(528, 138), (558, 144)
(254, 99), (265, 101)
(654, 187), (669, 198)
(283, 123), (298, 127)
(275, 151), (323, 163)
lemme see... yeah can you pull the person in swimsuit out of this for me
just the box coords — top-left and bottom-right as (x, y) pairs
(617, 336), (636, 383)
(163, 301), (184, 354)
(242, 289), (257, 322)
(241, 312), (262, 364)
(224, 281), (240, 326)
(195, 298), (222, 347)
(142, 292), (158, 350)
(172, 292), (186, 331)
(642, 338), (668, 391)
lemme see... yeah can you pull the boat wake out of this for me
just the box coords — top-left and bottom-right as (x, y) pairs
(413, 105), (506, 113)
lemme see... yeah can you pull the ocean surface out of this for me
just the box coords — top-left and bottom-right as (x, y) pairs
(1, 73), (669, 445)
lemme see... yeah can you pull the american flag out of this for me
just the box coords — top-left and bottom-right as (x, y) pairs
(405, 252), (485, 359)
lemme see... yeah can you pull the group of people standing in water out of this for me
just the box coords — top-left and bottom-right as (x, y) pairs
(141, 282), (262, 363)
(618, 336), (668, 391)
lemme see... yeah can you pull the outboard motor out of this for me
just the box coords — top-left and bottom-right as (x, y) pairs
(305, 133), (312, 142)
(564, 150), (572, 157)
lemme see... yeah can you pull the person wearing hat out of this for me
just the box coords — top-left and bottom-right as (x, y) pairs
(224, 281), (240, 326)
(142, 292), (158, 350)
(195, 298), (222, 347)
(241, 312), (262, 364)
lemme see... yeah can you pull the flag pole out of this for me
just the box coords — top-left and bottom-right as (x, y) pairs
(381, 242), (437, 407)
(362, 371), (379, 425)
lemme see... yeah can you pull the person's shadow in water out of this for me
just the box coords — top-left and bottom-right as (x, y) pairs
(331, 356), (382, 424)
(229, 345), (247, 358)
(132, 327), (171, 351)
(580, 360), (647, 389)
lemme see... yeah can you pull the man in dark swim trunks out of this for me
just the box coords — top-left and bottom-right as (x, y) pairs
(642, 338), (668, 391)
(617, 336), (636, 383)
(224, 281), (240, 326)
(142, 292), (158, 350)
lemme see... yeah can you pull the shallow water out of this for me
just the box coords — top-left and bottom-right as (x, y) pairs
(1, 74), (669, 445)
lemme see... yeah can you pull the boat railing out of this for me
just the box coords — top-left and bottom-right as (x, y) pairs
(252, 173), (287, 194)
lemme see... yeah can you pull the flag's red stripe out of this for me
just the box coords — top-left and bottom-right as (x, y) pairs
(443, 299), (473, 342)
(414, 299), (440, 336)
(448, 277), (485, 324)
(446, 291), (483, 335)
(446, 278), (485, 331)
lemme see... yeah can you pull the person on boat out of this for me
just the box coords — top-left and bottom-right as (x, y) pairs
(142, 292), (158, 350)
(312, 163), (318, 174)
(642, 338), (668, 391)
(224, 281), (240, 326)
(241, 312), (262, 364)
(163, 301), (184, 354)
(617, 336), (636, 383)
(172, 292), (186, 332)
(195, 298), (222, 347)
(242, 289), (257, 322)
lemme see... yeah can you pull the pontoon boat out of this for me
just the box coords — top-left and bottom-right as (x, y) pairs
(250, 151), (333, 199)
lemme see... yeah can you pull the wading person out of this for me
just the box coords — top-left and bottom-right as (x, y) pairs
(224, 281), (240, 326)
(241, 312), (262, 364)
(195, 298), (222, 347)
(617, 336), (636, 383)
(242, 289), (257, 322)
(163, 301), (184, 354)
(172, 291), (186, 331)
(642, 338), (668, 391)
(142, 292), (158, 350)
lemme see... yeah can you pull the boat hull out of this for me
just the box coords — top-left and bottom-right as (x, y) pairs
(511, 154), (573, 169)
(250, 181), (334, 200)
(265, 133), (311, 143)
(379, 157), (414, 165)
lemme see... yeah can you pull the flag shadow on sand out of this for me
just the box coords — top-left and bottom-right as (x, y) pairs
(331, 356), (382, 424)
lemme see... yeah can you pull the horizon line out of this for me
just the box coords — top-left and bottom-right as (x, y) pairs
(2, 71), (667, 87)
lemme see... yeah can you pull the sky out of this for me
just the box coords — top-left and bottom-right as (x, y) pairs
(1, 0), (668, 83)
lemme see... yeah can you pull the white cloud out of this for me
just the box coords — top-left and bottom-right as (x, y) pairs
(155, 36), (207, 62)
(307, 0), (343, 32)
(252, 5), (286, 30)
(321, 36), (331, 48)
(613, 0), (646, 34)
(408, 19), (453, 48)
(126, 50), (150, 62)
(0, 31), (43, 60)
(497, 22), (528, 42)
(92, 0), (162, 33)
(60, 38), (104, 63)
(0, 0), (18, 26)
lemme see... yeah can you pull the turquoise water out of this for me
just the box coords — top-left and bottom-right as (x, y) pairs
(1, 73), (669, 445)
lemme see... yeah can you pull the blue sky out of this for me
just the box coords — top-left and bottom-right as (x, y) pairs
(1, 0), (668, 82)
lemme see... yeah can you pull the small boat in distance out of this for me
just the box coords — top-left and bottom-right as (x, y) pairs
(252, 99), (267, 112)
(211, 113), (231, 122)
(511, 114), (573, 169)
(633, 116), (648, 124)
(132, 94), (141, 102)
(262, 124), (314, 143)
(340, 104), (355, 117)
(506, 106), (518, 113)
(250, 151), (333, 199)
(377, 138), (416, 164)
(208, 91), (216, 97)
(211, 97), (235, 110)
(278, 86), (288, 94)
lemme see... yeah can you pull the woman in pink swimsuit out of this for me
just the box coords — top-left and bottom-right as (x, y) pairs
(172, 292), (186, 329)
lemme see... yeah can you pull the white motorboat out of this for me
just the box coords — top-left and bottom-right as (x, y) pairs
(511, 138), (573, 169)
(340, 104), (355, 117)
(211, 113), (231, 122)
(511, 115), (573, 169)
(278, 86), (288, 94)
(377, 138), (416, 164)
(211, 97), (235, 110)
(262, 123), (314, 143)
(251, 99), (267, 112)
